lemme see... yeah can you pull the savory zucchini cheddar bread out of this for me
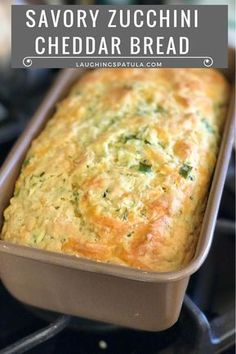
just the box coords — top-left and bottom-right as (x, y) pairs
(2, 68), (230, 272)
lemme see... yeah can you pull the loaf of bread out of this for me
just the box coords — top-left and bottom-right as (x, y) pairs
(2, 68), (230, 272)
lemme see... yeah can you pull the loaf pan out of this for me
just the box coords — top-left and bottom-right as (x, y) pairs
(0, 55), (235, 331)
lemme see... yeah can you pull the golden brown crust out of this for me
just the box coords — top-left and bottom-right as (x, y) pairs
(2, 68), (230, 272)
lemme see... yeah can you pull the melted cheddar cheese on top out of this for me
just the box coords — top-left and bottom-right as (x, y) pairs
(2, 69), (230, 272)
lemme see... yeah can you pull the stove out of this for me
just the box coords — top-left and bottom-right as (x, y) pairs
(0, 69), (235, 354)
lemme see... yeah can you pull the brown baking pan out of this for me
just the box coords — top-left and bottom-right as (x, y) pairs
(0, 52), (235, 332)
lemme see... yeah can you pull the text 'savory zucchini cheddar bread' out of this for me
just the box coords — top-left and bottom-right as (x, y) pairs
(1, 69), (230, 272)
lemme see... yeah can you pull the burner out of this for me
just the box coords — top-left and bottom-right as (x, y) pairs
(25, 307), (119, 333)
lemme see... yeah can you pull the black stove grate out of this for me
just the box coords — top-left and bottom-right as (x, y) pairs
(0, 316), (70, 354)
